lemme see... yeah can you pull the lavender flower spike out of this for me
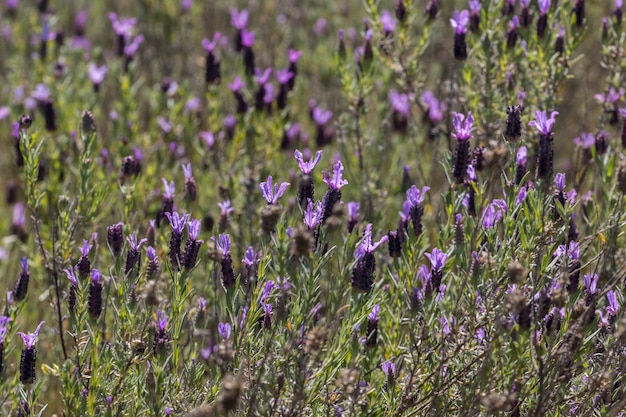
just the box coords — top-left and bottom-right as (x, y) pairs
(18, 321), (45, 349)
(452, 111), (474, 141)
(212, 234), (231, 255)
(260, 175), (290, 204)
(294, 149), (323, 175)
(450, 10), (470, 34)
(529, 110), (559, 135)
(157, 310), (169, 332)
(218, 322), (232, 340)
(354, 224), (389, 259)
(165, 211), (190, 234)
(322, 160), (349, 190)
(425, 248), (447, 272)
(303, 199), (323, 230)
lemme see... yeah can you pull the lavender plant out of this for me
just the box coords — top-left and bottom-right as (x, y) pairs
(2, 1), (626, 416)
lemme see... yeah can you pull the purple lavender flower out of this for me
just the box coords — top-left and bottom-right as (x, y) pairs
(482, 199), (507, 229)
(202, 33), (222, 84)
(303, 199), (323, 230)
(406, 185), (429, 236)
(352, 225), (388, 292)
(154, 310), (170, 354)
(218, 322), (232, 340)
(515, 146), (527, 185)
(381, 360), (395, 379)
(76, 239), (92, 279)
(537, 0), (550, 37)
(182, 219), (203, 269)
(123, 34), (144, 58)
(380, 10), (397, 35)
(469, 0), (481, 31)
(515, 186), (528, 206)
(125, 232), (147, 275)
(260, 175), (290, 205)
(529, 110), (559, 136)
(450, 10), (470, 34)
(555, 173), (566, 192)
(313, 107), (333, 126)
(287, 49), (302, 90)
(88, 269), (103, 319)
(0, 315), (11, 372)
(451, 112), (474, 183)
(365, 304), (380, 347)
(347, 201), (360, 233)
(389, 90), (411, 132)
(213, 234), (235, 288)
(422, 91), (444, 124)
(507, 16), (519, 49)
(313, 107), (334, 146)
(13, 257), (29, 302)
(241, 29), (255, 76)
(18, 321), (44, 385)
(88, 63), (107, 92)
(451, 10), (470, 60)
(295, 149), (322, 175)
(230, 8), (249, 30)
(166, 211), (190, 269)
(146, 246), (159, 278)
(322, 160), (348, 190)
(107, 222), (124, 257)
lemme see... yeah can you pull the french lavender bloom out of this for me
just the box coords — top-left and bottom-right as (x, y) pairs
(597, 290), (620, 330)
(254, 68), (272, 110)
(450, 10), (469, 60)
(320, 160), (348, 224)
(529, 110), (558, 180)
(347, 201), (360, 233)
(18, 321), (44, 385)
(88, 63), (107, 92)
(406, 185), (429, 236)
(584, 273), (598, 306)
(515, 186), (528, 206)
(230, 8), (249, 51)
(303, 199), (323, 230)
(573, 0), (585, 28)
(482, 199), (507, 229)
(64, 267), (79, 311)
(157, 178), (175, 227)
(202, 33), (222, 85)
(365, 304), (380, 347)
(294, 149), (322, 206)
(213, 234), (235, 289)
(380, 10), (397, 36)
(182, 219), (203, 270)
(88, 269), (103, 319)
(595, 87), (625, 125)
(520, 0), (532, 27)
(107, 222), (124, 257)
(352, 225), (388, 292)
(507, 16), (519, 50)
(241, 29), (255, 76)
(146, 246), (159, 279)
(154, 310), (170, 354)
(218, 322), (232, 340)
(515, 145), (527, 185)
(381, 360), (395, 381)
(275, 68), (293, 110)
(0, 316), (11, 375)
(218, 200), (234, 231)
(537, 0), (550, 38)
(469, 0), (481, 31)
(313, 107), (334, 147)
(125, 232), (147, 275)
(389, 90), (411, 132)
(260, 175), (290, 205)
(165, 211), (190, 269)
(183, 163), (197, 202)
(616, 0), (623, 25)
(451, 111), (474, 184)
(287, 49), (302, 91)
(13, 257), (29, 302)
(425, 248), (447, 291)
(228, 76), (248, 114)
(108, 13), (137, 56)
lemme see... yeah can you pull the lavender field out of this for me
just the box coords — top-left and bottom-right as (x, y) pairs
(1, 0), (626, 416)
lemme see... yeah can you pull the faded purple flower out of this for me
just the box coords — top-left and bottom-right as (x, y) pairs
(157, 310), (169, 332)
(88, 63), (108, 85)
(212, 234), (231, 255)
(230, 8), (249, 30)
(389, 90), (411, 116)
